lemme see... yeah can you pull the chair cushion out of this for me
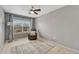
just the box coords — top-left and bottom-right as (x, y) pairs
(30, 31), (35, 35)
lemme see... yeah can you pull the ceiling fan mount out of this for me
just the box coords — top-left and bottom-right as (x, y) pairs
(29, 6), (41, 15)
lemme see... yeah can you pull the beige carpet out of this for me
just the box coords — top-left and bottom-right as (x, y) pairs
(10, 40), (55, 54)
(9, 38), (79, 54)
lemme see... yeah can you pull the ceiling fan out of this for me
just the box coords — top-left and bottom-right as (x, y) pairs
(29, 6), (41, 15)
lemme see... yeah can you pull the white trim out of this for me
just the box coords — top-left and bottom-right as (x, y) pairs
(41, 37), (79, 53)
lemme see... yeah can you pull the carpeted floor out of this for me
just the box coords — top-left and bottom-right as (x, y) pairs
(10, 38), (78, 54)
(11, 40), (55, 54)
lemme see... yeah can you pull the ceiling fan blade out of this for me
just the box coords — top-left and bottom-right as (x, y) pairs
(33, 11), (38, 15)
(34, 9), (41, 11)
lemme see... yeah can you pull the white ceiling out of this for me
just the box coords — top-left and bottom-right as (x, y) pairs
(1, 5), (66, 18)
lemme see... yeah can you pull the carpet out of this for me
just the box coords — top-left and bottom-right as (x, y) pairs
(10, 40), (55, 54)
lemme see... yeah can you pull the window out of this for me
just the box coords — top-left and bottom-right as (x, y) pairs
(12, 15), (32, 33)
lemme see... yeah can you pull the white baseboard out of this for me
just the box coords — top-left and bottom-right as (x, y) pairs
(40, 37), (79, 54)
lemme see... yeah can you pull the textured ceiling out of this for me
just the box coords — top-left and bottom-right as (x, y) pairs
(1, 5), (66, 18)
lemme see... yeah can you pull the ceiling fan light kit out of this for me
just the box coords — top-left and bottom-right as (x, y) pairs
(29, 11), (34, 14)
(29, 6), (41, 15)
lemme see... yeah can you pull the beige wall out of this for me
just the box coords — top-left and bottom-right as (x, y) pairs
(36, 6), (79, 51)
(0, 6), (5, 48)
